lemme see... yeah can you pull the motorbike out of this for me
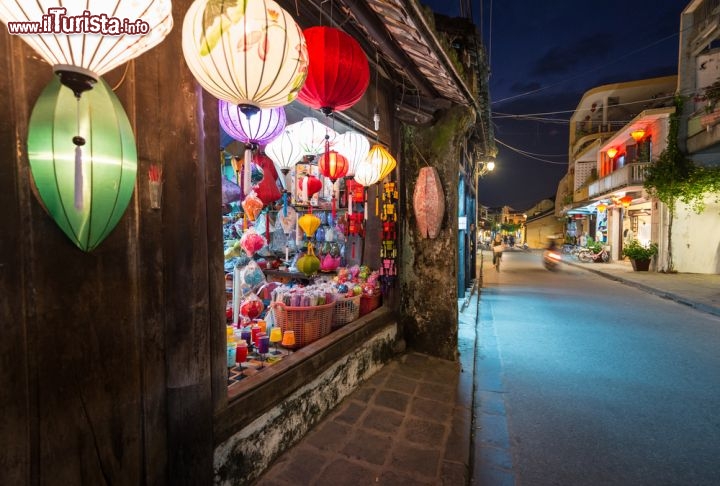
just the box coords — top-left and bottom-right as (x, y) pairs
(543, 248), (562, 270)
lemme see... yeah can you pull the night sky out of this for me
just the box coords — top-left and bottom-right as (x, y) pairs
(424, 0), (689, 210)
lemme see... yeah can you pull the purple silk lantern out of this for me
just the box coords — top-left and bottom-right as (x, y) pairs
(219, 102), (286, 195)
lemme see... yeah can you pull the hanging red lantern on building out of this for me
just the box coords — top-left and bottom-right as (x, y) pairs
(297, 26), (370, 115)
(317, 150), (349, 218)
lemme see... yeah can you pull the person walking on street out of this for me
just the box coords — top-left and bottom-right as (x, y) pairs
(492, 234), (504, 271)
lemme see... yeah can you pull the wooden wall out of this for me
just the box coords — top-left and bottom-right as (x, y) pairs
(0, 0), (222, 483)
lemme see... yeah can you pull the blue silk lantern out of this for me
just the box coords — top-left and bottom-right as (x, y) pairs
(27, 78), (137, 252)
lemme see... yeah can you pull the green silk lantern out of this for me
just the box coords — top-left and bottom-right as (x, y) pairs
(296, 244), (320, 276)
(28, 78), (137, 252)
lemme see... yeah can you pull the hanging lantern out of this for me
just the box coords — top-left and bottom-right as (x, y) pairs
(298, 214), (321, 237)
(219, 103), (286, 147)
(219, 102), (286, 195)
(318, 151), (349, 218)
(630, 129), (646, 142)
(317, 151), (349, 182)
(620, 195), (633, 208)
(606, 147), (618, 159)
(182, 0), (308, 115)
(368, 144), (397, 181)
(27, 78), (137, 252)
(297, 26), (370, 115)
(297, 175), (323, 204)
(266, 128), (303, 185)
(353, 161), (380, 220)
(287, 117), (336, 157)
(335, 131), (370, 178)
(597, 203), (607, 212)
(0, 1), (173, 97)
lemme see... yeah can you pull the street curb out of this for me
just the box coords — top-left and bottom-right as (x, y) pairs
(563, 260), (720, 319)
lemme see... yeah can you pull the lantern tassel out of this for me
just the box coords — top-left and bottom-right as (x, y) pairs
(364, 188), (368, 221)
(243, 148), (252, 196)
(283, 192), (288, 217)
(375, 185), (379, 216)
(348, 182), (352, 215)
(74, 144), (83, 210)
(331, 193), (336, 220)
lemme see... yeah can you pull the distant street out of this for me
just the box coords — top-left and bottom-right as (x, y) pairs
(476, 249), (720, 486)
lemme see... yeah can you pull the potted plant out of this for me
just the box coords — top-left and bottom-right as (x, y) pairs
(622, 239), (658, 271)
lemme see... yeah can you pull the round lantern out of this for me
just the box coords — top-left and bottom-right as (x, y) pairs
(287, 117), (337, 157)
(606, 147), (618, 159)
(297, 26), (370, 115)
(182, 0), (308, 115)
(297, 247), (320, 276)
(335, 131), (370, 178)
(318, 151), (349, 183)
(27, 78), (137, 252)
(630, 129), (646, 142)
(219, 102), (286, 147)
(0, 1), (173, 97)
(368, 144), (397, 181)
(597, 203), (607, 213)
(220, 102), (286, 194)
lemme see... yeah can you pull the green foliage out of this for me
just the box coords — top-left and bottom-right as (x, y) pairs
(500, 223), (519, 233)
(584, 236), (602, 252)
(622, 239), (658, 260)
(644, 96), (720, 215)
(704, 80), (720, 106)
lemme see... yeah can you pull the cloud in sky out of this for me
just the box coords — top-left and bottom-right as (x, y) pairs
(530, 33), (615, 77)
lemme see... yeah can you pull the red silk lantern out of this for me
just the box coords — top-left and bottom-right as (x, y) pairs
(318, 150), (349, 182)
(318, 150), (348, 218)
(297, 26), (370, 115)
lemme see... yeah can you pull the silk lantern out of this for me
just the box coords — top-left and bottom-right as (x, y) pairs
(297, 175), (322, 209)
(335, 130), (370, 215)
(367, 144), (397, 216)
(182, 0), (308, 115)
(220, 102), (285, 195)
(317, 151), (349, 218)
(266, 129), (303, 215)
(253, 153), (282, 206)
(297, 26), (370, 115)
(0, 1), (173, 97)
(287, 117), (336, 157)
(27, 78), (137, 252)
(298, 214), (321, 237)
(353, 160), (381, 220)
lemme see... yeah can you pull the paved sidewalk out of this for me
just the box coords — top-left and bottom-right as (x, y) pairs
(561, 255), (720, 318)
(255, 292), (480, 486)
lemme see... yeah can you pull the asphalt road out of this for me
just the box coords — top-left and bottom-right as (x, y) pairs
(478, 250), (720, 486)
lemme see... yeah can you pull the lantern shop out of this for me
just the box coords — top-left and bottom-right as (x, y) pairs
(0, 0), (484, 483)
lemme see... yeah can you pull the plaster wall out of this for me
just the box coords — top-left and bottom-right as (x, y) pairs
(671, 196), (720, 274)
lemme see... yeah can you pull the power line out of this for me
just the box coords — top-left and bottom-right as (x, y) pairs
(495, 138), (568, 165)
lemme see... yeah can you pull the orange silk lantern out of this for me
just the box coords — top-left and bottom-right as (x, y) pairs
(318, 150), (349, 218)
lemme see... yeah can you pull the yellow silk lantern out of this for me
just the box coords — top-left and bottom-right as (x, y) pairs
(298, 213), (321, 237)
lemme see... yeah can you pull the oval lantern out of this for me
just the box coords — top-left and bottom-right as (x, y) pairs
(334, 131), (370, 178)
(296, 249), (320, 276)
(220, 102), (286, 194)
(266, 129), (303, 176)
(0, 1), (173, 97)
(353, 160), (381, 187)
(317, 151), (349, 183)
(413, 167), (445, 239)
(297, 26), (370, 115)
(182, 0), (308, 115)
(27, 78), (137, 252)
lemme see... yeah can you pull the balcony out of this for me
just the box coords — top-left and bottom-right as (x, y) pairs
(588, 162), (649, 199)
(687, 109), (720, 153)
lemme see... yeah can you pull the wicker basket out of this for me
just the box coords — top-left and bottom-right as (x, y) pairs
(270, 301), (335, 349)
(359, 293), (382, 316)
(333, 295), (361, 328)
